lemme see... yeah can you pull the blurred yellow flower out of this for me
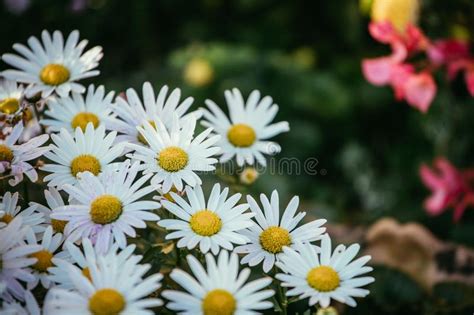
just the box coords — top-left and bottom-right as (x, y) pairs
(450, 24), (471, 41)
(240, 167), (259, 185)
(371, 0), (419, 32)
(292, 47), (317, 70)
(184, 58), (214, 87)
(359, 0), (373, 15)
(316, 307), (339, 315)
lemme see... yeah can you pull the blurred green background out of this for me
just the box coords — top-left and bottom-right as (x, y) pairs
(1, 0), (474, 314)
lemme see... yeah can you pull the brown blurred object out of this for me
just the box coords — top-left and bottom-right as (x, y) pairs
(364, 217), (474, 289)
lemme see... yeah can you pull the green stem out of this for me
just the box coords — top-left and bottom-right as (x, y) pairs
(272, 266), (288, 314)
(278, 285), (288, 315)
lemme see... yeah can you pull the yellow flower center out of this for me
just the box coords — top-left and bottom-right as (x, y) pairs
(70, 154), (101, 177)
(0, 98), (20, 114)
(90, 195), (123, 225)
(82, 267), (92, 281)
(259, 226), (291, 254)
(157, 146), (188, 172)
(227, 124), (256, 148)
(71, 112), (100, 132)
(51, 219), (67, 233)
(40, 64), (70, 86)
(202, 289), (236, 315)
(23, 107), (33, 121)
(0, 144), (14, 162)
(0, 213), (13, 224)
(190, 210), (222, 236)
(137, 120), (157, 145)
(306, 266), (340, 292)
(88, 288), (126, 315)
(30, 250), (53, 273)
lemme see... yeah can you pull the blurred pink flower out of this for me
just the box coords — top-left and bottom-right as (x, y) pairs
(420, 158), (474, 221)
(363, 21), (474, 112)
(362, 22), (437, 112)
(427, 39), (470, 66)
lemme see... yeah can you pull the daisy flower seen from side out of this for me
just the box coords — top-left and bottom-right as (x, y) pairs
(0, 191), (44, 234)
(129, 116), (220, 193)
(25, 226), (68, 289)
(49, 238), (140, 289)
(52, 160), (160, 253)
(41, 124), (124, 188)
(0, 122), (49, 186)
(0, 79), (25, 120)
(44, 249), (163, 315)
(201, 88), (289, 166)
(0, 217), (41, 301)
(30, 187), (69, 234)
(163, 250), (274, 315)
(42, 84), (115, 133)
(276, 235), (375, 308)
(159, 183), (254, 255)
(109, 82), (200, 146)
(2, 30), (103, 98)
(234, 190), (327, 273)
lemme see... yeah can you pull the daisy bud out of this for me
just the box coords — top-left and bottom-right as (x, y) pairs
(240, 167), (259, 185)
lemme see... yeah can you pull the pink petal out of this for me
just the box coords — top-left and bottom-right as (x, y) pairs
(447, 59), (469, 80)
(427, 39), (470, 66)
(362, 57), (394, 86)
(465, 67), (474, 97)
(424, 190), (448, 216)
(368, 21), (397, 44)
(453, 194), (474, 222)
(419, 164), (443, 190)
(404, 72), (437, 113)
(404, 24), (428, 53)
(390, 63), (414, 100)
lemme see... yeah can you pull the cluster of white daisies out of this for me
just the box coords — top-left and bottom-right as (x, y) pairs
(0, 30), (374, 315)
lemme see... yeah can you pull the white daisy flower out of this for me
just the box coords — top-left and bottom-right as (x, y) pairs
(0, 79), (25, 120)
(41, 84), (115, 133)
(129, 115), (220, 193)
(41, 123), (124, 188)
(0, 191), (44, 234)
(109, 82), (201, 146)
(201, 88), (289, 166)
(0, 217), (41, 301)
(24, 226), (68, 289)
(49, 237), (140, 289)
(234, 190), (326, 273)
(44, 250), (163, 315)
(159, 183), (254, 255)
(276, 235), (375, 308)
(0, 122), (49, 186)
(163, 250), (275, 314)
(52, 160), (160, 253)
(0, 80), (43, 142)
(30, 187), (69, 234)
(0, 290), (40, 315)
(2, 30), (103, 98)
